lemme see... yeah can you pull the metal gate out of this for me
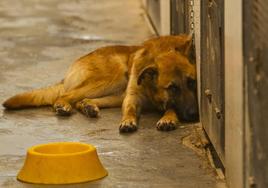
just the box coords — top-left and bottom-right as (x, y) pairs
(144, 2), (268, 187)
(200, 0), (225, 163)
(244, 0), (268, 187)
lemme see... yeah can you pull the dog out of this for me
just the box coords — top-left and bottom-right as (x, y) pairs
(2, 34), (198, 133)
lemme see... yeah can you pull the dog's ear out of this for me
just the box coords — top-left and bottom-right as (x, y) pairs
(137, 65), (158, 85)
(175, 34), (192, 57)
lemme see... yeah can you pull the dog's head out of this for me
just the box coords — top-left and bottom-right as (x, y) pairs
(137, 37), (199, 122)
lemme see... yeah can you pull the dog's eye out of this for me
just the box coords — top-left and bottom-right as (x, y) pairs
(187, 78), (196, 90)
(167, 83), (181, 94)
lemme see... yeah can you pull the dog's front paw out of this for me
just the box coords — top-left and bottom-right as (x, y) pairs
(54, 102), (72, 116)
(119, 119), (137, 133)
(156, 118), (177, 131)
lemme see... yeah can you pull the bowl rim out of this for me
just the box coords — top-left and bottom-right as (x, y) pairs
(28, 142), (96, 157)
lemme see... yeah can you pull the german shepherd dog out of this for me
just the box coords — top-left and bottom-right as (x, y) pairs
(3, 34), (198, 133)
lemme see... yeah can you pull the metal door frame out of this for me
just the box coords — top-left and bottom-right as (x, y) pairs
(224, 0), (244, 187)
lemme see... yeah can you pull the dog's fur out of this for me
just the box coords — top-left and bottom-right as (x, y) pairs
(3, 34), (198, 132)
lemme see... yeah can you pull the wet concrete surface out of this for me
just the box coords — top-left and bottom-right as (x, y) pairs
(0, 0), (225, 187)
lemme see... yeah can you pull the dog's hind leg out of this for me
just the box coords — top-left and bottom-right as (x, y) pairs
(54, 80), (126, 116)
(75, 93), (124, 118)
(54, 58), (128, 116)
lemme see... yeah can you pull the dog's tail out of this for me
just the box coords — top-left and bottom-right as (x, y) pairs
(2, 82), (65, 110)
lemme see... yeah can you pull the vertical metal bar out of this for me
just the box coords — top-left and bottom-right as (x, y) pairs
(225, 0), (244, 187)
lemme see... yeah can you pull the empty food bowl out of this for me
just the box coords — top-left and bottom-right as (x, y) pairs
(17, 142), (108, 184)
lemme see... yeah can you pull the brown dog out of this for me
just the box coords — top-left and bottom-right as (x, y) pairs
(2, 34), (198, 132)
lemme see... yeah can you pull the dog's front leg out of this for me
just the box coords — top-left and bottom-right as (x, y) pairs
(119, 92), (143, 133)
(156, 109), (178, 131)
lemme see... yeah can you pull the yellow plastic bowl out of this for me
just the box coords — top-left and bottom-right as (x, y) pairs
(17, 142), (108, 184)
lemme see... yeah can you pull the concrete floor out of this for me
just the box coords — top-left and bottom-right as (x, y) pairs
(0, 0), (225, 187)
